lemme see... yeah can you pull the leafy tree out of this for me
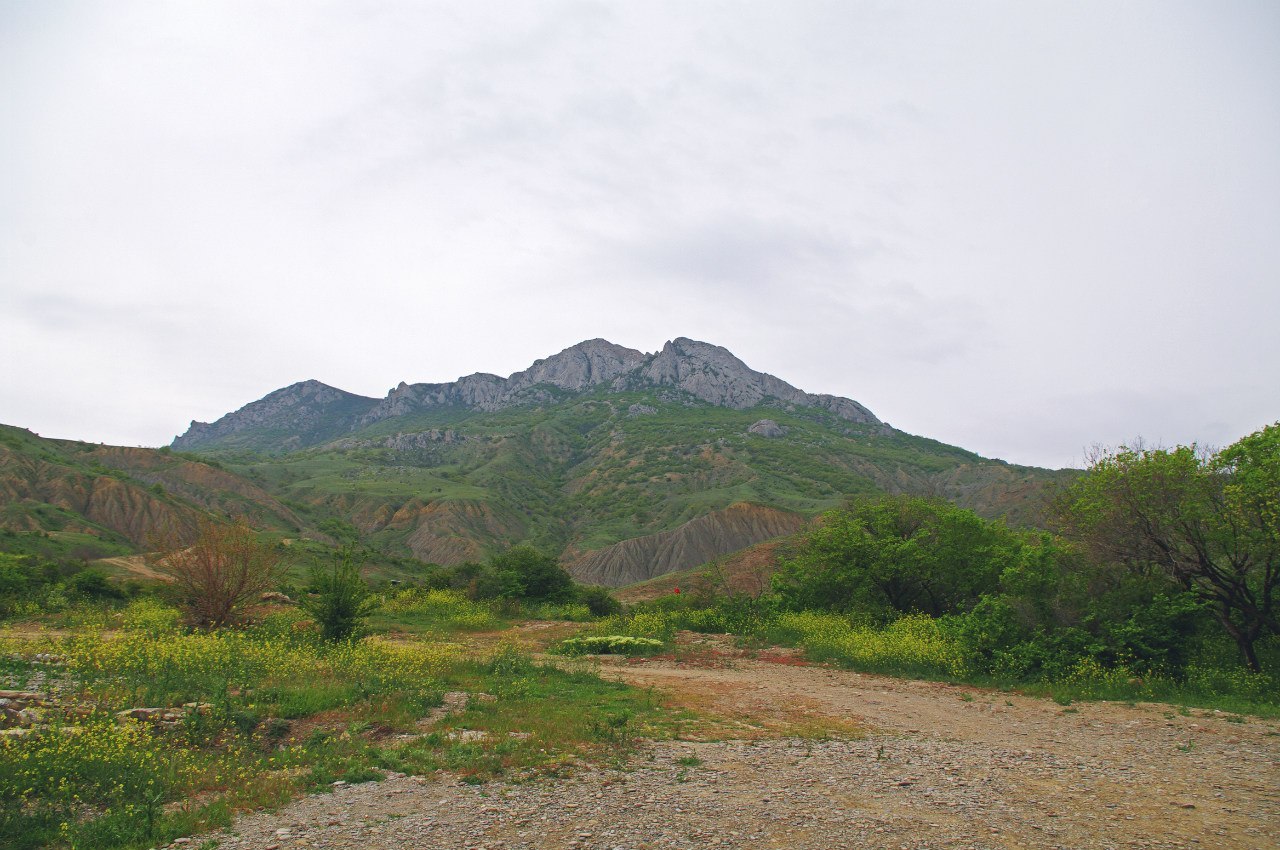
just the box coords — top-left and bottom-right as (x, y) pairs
(772, 496), (1017, 617)
(148, 517), (284, 629)
(1055, 424), (1279, 671)
(300, 548), (377, 642)
(317, 518), (361, 546)
(478, 545), (575, 603)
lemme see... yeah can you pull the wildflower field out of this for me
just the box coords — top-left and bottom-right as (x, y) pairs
(0, 597), (668, 850)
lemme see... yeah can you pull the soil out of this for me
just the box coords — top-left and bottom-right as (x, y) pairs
(187, 632), (1280, 850)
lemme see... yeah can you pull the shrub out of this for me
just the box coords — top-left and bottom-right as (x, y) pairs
(554, 635), (665, 656)
(148, 518), (284, 629)
(576, 585), (622, 617)
(66, 568), (125, 601)
(300, 549), (377, 642)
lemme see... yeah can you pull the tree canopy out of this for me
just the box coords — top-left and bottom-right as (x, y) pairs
(1054, 423), (1279, 670)
(478, 545), (575, 603)
(772, 495), (1020, 618)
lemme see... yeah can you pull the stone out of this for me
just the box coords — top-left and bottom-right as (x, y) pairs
(747, 419), (788, 438)
(446, 730), (490, 743)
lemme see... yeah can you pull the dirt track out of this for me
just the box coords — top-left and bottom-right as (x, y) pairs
(190, 633), (1280, 850)
(597, 637), (1280, 849)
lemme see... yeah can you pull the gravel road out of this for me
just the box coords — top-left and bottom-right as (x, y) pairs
(187, 637), (1280, 850)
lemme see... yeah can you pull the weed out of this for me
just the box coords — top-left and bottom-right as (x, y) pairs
(675, 755), (703, 767)
(590, 710), (636, 748)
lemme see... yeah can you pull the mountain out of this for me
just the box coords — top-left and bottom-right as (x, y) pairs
(173, 338), (880, 454)
(174, 380), (380, 453)
(2, 339), (1074, 587)
(153, 338), (1074, 586)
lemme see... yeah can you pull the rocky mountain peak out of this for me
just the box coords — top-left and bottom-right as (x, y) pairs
(632, 337), (879, 424)
(173, 380), (379, 451)
(511, 339), (646, 392)
(173, 337), (881, 451)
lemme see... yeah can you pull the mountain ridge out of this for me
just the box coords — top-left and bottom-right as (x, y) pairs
(173, 337), (881, 453)
(4, 340), (1075, 590)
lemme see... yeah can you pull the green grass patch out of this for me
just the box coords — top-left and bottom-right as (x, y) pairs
(0, 596), (683, 850)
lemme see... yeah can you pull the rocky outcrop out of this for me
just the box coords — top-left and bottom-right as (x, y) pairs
(511, 338), (649, 393)
(359, 339), (648, 425)
(748, 419), (788, 438)
(623, 339), (878, 424)
(172, 337), (880, 452)
(327, 430), (470, 452)
(565, 502), (806, 588)
(174, 380), (379, 452)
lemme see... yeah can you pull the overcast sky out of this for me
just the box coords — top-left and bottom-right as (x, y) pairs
(3, 1), (1277, 469)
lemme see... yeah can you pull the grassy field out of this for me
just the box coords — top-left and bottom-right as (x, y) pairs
(0, 597), (677, 850)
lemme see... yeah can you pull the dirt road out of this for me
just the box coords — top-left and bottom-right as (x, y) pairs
(193, 635), (1280, 850)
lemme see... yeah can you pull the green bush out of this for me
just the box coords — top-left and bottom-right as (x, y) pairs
(554, 635), (665, 656)
(67, 569), (125, 601)
(300, 549), (378, 642)
(575, 585), (622, 617)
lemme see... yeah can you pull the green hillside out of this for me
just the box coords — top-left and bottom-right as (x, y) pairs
(194, 387), (1070, 567)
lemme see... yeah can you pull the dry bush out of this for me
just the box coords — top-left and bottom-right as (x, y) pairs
(148, 517), (283, 628)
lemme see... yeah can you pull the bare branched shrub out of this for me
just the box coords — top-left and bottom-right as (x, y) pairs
(148, 518), (284, 629)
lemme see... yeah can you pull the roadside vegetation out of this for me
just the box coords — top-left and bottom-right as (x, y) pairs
(577, 423), (1280, 716)
(0, 538), (663, 850)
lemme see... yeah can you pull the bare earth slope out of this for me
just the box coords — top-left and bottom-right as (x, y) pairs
(566, 503), (804, 587)
(189, 637), (1279, 850)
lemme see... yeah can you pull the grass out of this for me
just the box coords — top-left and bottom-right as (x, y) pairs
(5, 577), (1275, 848)
(0, 597), (679, 850)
